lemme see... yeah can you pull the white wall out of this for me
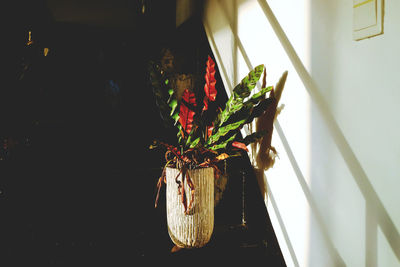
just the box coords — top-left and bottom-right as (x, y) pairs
(203, 0), (400, 266)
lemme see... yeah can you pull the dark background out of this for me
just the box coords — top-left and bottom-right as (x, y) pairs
(1, 1), (285, 266)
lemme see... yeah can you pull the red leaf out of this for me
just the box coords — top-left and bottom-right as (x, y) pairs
(179, 89), (197, 134)
(203, 56), (217, 111)
(207, 123), (214, 138)
(232, 141), (249, 152)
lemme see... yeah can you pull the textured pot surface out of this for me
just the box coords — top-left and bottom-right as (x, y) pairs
(166, 167), (214, 248)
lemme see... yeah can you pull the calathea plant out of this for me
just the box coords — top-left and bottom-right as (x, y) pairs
(149, 55), (278, 211)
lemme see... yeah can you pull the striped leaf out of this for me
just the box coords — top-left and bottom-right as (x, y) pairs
(207, 119), (247, 146)
(209, 134), (237, 151)
(232, 64), (264, 98)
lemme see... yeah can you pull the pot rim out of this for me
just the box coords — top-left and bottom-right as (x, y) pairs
(166, 166), (214, 170)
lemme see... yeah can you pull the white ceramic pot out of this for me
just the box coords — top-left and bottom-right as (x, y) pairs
(166, 167), (214, 248)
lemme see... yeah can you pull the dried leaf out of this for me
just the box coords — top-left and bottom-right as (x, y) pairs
(232, 141), (249, 152)
(215, 153), (229, 161)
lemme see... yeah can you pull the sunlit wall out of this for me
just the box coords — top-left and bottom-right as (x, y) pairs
(203, 0), (400, 266)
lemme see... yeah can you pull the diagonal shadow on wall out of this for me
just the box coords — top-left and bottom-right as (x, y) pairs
(205, 0), (400, 265)
(257, 0), (400, 265)
(205, 0), (346, 265)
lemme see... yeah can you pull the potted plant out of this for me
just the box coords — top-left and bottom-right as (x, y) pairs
(149, 54), (286, 249)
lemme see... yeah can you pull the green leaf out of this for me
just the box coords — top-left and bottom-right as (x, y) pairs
(217, 96), (244, 127)
(221, 87), (273, 127)
(209, 134), (237, 151)
(169, 99), (178, 116)
(232, 64), (264, 99)
(171, 111), (179, 125)
(167, 88), (176, 104)
(216, 66), (265, 128)
(207, 119), (247, 145)
(189, 137), (200, 148)
(148, 62), (174, 128)
(176, 124), (183, 143)
(245, 86), (273, 105)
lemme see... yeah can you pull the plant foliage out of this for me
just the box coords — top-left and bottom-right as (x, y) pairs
(149, 55), (285, 211)
(149, 55), (278, 160)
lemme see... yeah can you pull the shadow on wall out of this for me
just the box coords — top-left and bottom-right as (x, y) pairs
(258, 0), (400, 265)
(204, 0), (400, 266)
